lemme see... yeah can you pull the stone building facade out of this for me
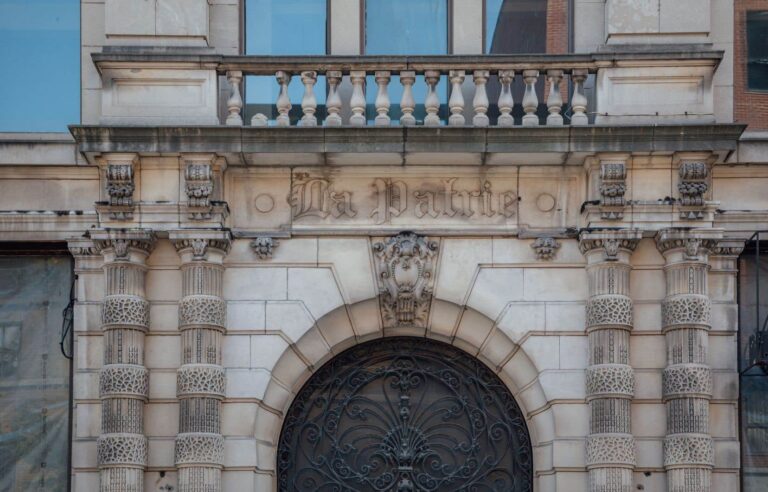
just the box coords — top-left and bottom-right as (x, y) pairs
(2, 0), (768, 491)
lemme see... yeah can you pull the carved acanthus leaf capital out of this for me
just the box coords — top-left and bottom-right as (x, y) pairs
(92, 230), (157, 259)
(655, 229), (723, 259)
(373, 232), (439, 329)
(579, 229), (642, 260)
(171, 233), (232, 260)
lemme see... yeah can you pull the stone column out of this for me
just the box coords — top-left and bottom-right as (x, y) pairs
(93, 230), (156, 492)
(170, 232), (231, 492)
(656, 229), (721, 492)
(579, 230), (642, 492)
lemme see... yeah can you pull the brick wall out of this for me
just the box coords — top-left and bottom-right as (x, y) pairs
(546, 0), (569, 54)
(735, 0), (768, 130)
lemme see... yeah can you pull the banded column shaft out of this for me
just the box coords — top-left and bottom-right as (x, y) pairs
(656, 230), (720, 492)
(93, 231), (156, 492)
(580, 230), (641, 492)
(171, 234), (231, 492)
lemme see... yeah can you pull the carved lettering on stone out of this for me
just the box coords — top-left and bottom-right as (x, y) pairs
(290, 177), (357, 220)
(373, 233), (439, 329)
(371, 178), (407, 224)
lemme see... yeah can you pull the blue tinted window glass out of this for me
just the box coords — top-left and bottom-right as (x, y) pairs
(486, 0), (546, 54)
(365, 0), (447, 55)
(0, 0), (80, 132)
(245, 0), (327, 124)
(246, 0), (326, 55)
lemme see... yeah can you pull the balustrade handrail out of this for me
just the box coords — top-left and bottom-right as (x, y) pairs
(92, 48), (724, 128)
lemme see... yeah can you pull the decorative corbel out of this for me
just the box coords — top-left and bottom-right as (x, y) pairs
(531, 237), (560, 260)
(183, 155), (216, 220)
(676, 153), (712, 220)
(598, 157), (628, 220)
(251, 237), (278, 260)
(103, 154), (138, 220)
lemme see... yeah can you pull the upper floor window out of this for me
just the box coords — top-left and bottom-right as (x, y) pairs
(244, 0), (328, 125)
(485, 0), (547, 54)
(747, 11), (768, 91)
(0, 0), (79, 132)
(365, 0), (448, 55)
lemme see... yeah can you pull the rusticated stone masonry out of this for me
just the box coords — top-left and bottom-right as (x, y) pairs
(171, 232), (231, 492)
(579, 229), (642, 492)
(93, 230), (156, 492)
(656, 229), (721, 492)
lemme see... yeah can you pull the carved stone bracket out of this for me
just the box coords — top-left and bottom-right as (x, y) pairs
(103, 155), (137, 220)
(251, 237), (278, 260)
(373, 232), (439, 329)
(677, 159), (710, 219)
(598, 160), (627, 220)
(531, 237), (560, 260)
(185, 162), (214, 220)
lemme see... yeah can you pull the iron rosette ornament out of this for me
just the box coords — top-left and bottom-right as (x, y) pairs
(277, 337), (533, 492)
(373, 233), (439, 329)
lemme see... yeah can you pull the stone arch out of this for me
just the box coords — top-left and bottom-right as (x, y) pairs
(254, 296), (554, 488)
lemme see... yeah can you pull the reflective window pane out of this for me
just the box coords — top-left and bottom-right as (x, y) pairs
(739, 238), (768, 491)
(486, 0), (547, 54)
(0, 0), (79, 132)
(747, 11), (768, 91)
(245, 0), (327, 124)
(0, 255), (72, 491)
(365, 0), (447, 55)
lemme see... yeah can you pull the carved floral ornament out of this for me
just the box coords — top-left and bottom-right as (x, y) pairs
(251, 236), (278, 260)
(531, 237), (560, 260)
(578, 230), (641, 261)
(373, 232), (439, 329)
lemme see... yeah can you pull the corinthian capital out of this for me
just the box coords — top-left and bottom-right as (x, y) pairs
(579, 229), (642, 261)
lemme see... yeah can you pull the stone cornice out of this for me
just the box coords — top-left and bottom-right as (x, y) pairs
(69, 125), (746, 167)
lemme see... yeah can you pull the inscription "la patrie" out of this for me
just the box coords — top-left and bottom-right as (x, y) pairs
(289, 177), (518, 223)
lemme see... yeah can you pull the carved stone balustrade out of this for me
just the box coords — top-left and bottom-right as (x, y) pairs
(92, 48), (724, 128)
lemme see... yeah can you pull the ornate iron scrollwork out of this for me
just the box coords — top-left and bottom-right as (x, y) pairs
(277, 337), (533, 491)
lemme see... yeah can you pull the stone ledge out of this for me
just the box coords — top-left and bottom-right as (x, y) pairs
(69, 124), (746, 167)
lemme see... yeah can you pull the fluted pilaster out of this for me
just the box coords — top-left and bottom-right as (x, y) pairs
(93, 230), (156, 492)
(656, 229), (722, 492)
(170, 232), (231, 492)
(580, 230), (642, 492)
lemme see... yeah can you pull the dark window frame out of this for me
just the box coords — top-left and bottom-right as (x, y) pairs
(746, 10), (768, 93)
(482, 0), (574, 55)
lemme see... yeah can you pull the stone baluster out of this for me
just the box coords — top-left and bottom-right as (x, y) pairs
(497, 70), (515, 127)
(399, 71), (417, 127)
(580, 230), (641, 492)
(448, 70), (465, 126)
(546, 69), (564, 126)
(374, 71), (391, 127)
(225, 71), (243, 126)
(93, 230), (156, 492)
(275, 71), (292, 127)
(299, 71), (317, 127)
(656, 229), (721, 492)
(349, 70), (367, 126)
(325, 71), (343, 127)
(171, 232), (231, 492)
(522, 70), (539, 126)
(571, 69), (589, 126)
(424, 70), (441, 126)
(472, 70), (490, 127)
